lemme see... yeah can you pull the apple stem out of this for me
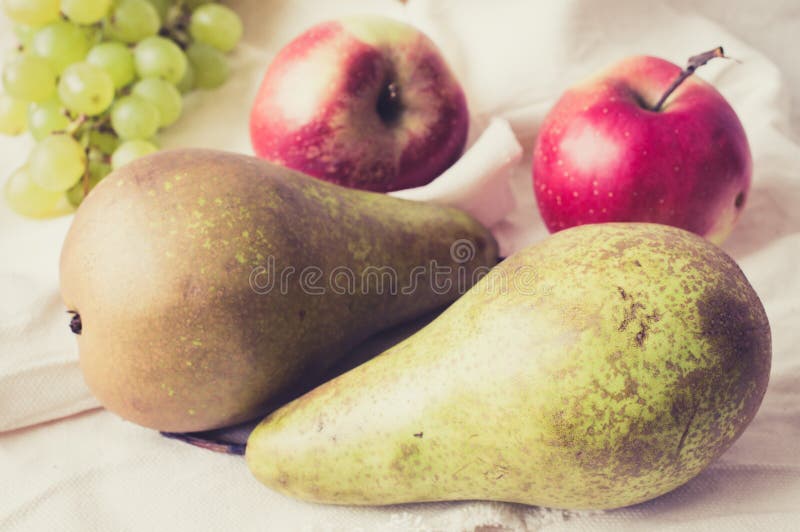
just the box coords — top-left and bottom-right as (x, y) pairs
(652, 47), (727, 112)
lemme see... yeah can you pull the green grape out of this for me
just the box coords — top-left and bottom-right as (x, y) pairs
(175, 59), (195, 94)
(111, 95), (160, 140)
(28, 134), (87, 192)
(66, 159), (110, 206)
(0, 94), (28, 135)
(104, 0), (160, 44)
(88, 130), (120, 155)
(111, 139), (158, 169)
(134, 36), (187, 84)
(14, 25), (37, 48)
(189, 4), (243, 52)
(58, 62), (115, 116)
(131, 78), (182, 127)
(30, 20), (91, 75)
(2, 54), (57, 102)
(87, 42), (135, 89)
(2, 0), (60, 27)
(27, 99), (70, 140)
(4, 165), (64, 219)
(62, 0), (112, 25)
(144, 0), (170, 22)
(186, 43), (229, 90)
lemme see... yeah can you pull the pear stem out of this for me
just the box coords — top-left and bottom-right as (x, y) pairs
(68, 311), (82, 335)
(160, 431), (246, 455)
(652, 47), (727, 112)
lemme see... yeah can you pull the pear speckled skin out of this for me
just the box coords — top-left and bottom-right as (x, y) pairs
(59, 149), (497, 433)
(246, 223), (771, 510)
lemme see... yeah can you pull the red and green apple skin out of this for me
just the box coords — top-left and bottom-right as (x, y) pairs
(533, 56), (752, 244)
(250, 16), (469, 192)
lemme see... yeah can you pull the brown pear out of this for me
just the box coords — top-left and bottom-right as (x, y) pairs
(59, 149), (497, 432)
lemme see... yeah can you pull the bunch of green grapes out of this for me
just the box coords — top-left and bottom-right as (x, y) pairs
(0, 0), (243, 218)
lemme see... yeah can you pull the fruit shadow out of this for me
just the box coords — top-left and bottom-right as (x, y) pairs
(723, 176), (800, 259)
(615, 464), (800, 521)
(163, 308), (443, 450)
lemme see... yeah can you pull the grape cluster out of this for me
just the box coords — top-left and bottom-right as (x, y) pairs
(0, 0), (243, 218)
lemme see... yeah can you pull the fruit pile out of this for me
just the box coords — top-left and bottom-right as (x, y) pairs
(60, 150), (772, 511)
(2, 9), (769, 513)
(0, 0), (243, 218)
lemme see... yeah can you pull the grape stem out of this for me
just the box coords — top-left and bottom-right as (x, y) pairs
(81, 156), (91, 197)
(90, 114), (111, 131)
(161, 3), (193, 49)
(65, 114), (88, 137)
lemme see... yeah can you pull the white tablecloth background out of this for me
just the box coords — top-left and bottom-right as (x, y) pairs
(2, 0), (799, 530)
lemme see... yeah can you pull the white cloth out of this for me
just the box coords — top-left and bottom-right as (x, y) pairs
(2, 0), (799, 530)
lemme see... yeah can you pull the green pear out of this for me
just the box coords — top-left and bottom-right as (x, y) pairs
(59, 149), (497, 433)
(246, 223), (771, 510)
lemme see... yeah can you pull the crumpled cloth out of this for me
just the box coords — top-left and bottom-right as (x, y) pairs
(2, 0), (799, 530)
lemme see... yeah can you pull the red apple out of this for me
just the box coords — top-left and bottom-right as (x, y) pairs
(250, 15), (469, 192)
(533, 49), (752, 244)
